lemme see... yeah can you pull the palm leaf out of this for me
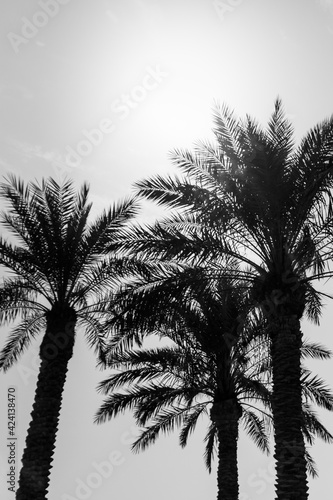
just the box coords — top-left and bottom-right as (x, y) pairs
(0, 313), (46, 371)
(241, 410), (270, 453)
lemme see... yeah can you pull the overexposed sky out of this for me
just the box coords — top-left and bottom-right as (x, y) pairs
(1, 1), (333, 499)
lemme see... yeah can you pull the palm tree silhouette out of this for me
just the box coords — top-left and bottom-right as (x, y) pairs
(95, 262), (333, 500)
(0, 176), (138, 500)
(125, 99), (333, 499)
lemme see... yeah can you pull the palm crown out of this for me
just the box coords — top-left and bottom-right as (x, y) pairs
(132, 99), (333, 295)
(0, 175), (137, 370)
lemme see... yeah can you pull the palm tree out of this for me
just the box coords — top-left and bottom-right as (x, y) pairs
(0, 175), (138, 500)
(123, 99), (333, 499)
(97, 262), (269, 500)
(95, 262), (333, 500)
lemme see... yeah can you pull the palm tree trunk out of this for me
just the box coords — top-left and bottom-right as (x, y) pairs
(16, 306), (77, 500)
(269, 314), (308, 500)
(210, 399), (241, 500)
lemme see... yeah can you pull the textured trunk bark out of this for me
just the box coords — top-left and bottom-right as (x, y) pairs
(270, 315), (308, 500)
(210, 399), (241, 500)
(16, 306), (77, 500)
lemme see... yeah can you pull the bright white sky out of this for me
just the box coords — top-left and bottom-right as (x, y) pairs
(1, 1), (333, 499)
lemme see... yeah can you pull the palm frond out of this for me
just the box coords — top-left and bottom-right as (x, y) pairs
(77, 312), (107, 358)
(305, 448), (318, 479)
(302, 403), (333, 444)
(0, 313), (46, 371)
(131, 406), (189, 453)
(301, 340), (332, 360)
(95, 390), (143, 424)
(241, 410), (270, 454)
(203, 422), (217, 473)
(301, 370), (333, 410)
(179, 403), (208, 448)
